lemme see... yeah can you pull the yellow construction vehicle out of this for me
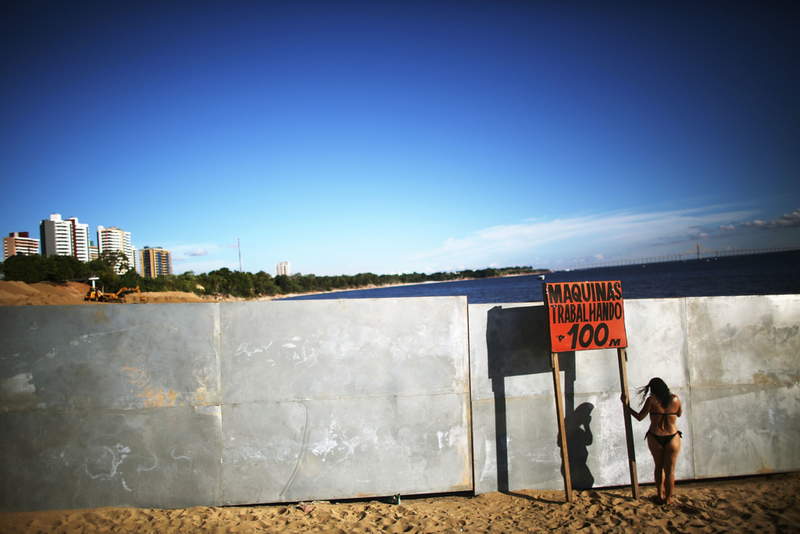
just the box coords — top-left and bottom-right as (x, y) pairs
(84, 278), (147, 303)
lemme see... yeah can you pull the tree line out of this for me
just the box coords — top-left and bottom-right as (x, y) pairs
(0, 254), (546, 298)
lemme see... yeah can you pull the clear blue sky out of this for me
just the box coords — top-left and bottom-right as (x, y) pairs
(2, 1), (798, 276)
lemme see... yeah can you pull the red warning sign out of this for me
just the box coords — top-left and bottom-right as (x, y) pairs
(543, 281), (628, 353)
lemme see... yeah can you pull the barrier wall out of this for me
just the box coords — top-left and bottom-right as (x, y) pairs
(0, 298), (472, 512)
(1, 295), (798, 512)
(469, 295), (800, 493)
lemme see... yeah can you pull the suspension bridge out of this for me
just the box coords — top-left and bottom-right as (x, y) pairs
(562, 245), (800, 271)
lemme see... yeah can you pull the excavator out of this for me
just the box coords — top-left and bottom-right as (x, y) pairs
(84, 277), (147, 303)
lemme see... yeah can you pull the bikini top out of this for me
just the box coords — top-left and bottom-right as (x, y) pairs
(651, 411), (679, 430)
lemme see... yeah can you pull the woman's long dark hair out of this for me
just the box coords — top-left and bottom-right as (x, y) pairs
(637, 377), (673, 408)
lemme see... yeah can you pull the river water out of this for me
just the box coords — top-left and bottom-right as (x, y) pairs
(287, 250), (800, 304)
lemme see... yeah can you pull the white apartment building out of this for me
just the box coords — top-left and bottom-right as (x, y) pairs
(2, 232), (40, 261)
(276, 261), (291, 276)
(97, 226), (136, 273)
(39, 214), (90, 262)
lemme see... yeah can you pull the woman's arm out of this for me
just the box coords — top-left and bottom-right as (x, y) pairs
(621, 393), (651, 422)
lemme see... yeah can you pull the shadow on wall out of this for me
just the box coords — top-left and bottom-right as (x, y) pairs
(486, 305), (594, 491)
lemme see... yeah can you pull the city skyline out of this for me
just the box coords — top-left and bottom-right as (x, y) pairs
(2, 2), (798, 277)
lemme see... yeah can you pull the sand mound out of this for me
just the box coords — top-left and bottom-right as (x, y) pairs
(0, 281), (207, 306)
(0, 281), (90, 306)
(140, 291), (206, 303)
(1, 473), (798, 533)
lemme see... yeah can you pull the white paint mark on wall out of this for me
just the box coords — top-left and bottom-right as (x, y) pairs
(235, 341), (272, 359)
(2, 373), (36, 396)
(137, 450), (158, 473)
(195, 405), (221, 416)
(84, 443), (130, 480)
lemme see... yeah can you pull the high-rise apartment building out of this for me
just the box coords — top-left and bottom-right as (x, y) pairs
(3, 232), (40, 261)
(39, 214), (90, 262)
(139, 247), (172, 278)
(97, 226), (135, 273)
(276, 261), (291, 276)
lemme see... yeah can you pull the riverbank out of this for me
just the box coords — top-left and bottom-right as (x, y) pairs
(2, 472), (798, 533)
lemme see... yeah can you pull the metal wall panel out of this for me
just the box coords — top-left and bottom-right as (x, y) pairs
(218, 298), (472, 504)
(0, 304), (222, 512)
(687, 295), (800, 477)
(0, 406), (223, 512)
(0, 304), (221, 412)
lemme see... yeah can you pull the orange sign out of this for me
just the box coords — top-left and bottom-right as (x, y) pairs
(543, 281), (628, 352)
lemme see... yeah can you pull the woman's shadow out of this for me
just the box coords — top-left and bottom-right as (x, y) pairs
(486, 305), (594, 493)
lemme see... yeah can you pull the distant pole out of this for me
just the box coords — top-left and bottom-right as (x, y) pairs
(238, 237), (243, 272)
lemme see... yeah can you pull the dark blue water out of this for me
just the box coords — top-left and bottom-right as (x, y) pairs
(287, 250), (800, 304)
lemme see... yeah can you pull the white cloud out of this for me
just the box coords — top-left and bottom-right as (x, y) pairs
(408, 205), (760, 270)
(740, 208), (800, 229)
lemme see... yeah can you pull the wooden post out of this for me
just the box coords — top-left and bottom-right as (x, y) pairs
(551, 352), (573, 503)
(617, 347), (639, 500)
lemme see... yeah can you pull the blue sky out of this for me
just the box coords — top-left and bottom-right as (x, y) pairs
(2, 1), (798, 276)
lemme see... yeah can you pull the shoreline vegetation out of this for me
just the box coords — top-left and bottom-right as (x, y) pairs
(0, 254), (548, 303)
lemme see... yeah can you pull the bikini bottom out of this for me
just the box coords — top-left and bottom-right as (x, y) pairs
(645, 430), (682, 448)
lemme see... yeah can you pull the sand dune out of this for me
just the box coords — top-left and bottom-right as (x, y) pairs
(1, 473), (798, 533)
(0, 281), (206, 306)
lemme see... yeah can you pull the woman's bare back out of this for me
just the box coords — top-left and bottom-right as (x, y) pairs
(647, 395), (682, 435)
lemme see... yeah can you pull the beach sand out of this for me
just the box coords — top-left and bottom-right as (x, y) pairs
(0, 281), (207, 306)
(1, 473), (798, 533)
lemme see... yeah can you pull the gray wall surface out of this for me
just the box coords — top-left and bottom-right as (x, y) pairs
(1, 294), (798, 512)
(469, 295), (800, 494)
(0, 298), (471, 512)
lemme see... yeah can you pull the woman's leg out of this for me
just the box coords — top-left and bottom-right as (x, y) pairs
(646, 435), (665, 501)
(662, 435), (682, 504)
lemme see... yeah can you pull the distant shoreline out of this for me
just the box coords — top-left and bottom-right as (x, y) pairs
(272, 271), (549, 301)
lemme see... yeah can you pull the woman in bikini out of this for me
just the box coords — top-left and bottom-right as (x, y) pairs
(621, 377), (682, 504)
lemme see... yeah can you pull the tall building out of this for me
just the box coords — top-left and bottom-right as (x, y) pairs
(276, 261), (291, 276)
(39, 214), (90, 262)
(97, 226), (135, 273)
(139, 247), (172, 278)
(3, 232), (40, 261)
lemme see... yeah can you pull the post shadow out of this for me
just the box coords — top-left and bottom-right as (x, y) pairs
(486, 305), (593, 492)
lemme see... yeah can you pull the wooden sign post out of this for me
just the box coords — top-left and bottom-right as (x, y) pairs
(543, 280), (638, 502)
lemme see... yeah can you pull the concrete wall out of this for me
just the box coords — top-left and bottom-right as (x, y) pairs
(1, 294), (798, 512)
(0, 304), (223, 511)
(469, 295), (800, 494)
(0, 297), (471, 512)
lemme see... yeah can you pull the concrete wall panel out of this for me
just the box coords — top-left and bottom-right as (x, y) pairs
(0, 406), (222, 512)
(687, 295), (800, 476)
(0, 305), (221, 412)
(221, 394), (471, 504)
(220, 299), (468, 404)
(218, 298), (472, 503)
(623, 298), (689, 392)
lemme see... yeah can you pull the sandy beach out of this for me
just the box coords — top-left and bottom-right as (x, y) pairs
(0, 280), (210, 306)
(1, 473), (798, 533)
